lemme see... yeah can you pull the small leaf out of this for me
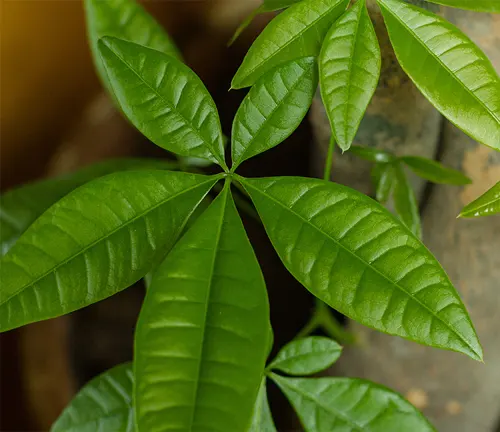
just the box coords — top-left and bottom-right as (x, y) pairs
(85, 0), (180, 92)
(99, 37), (227, 168)
(238, 175), (482, 360)
(0, 171), (219, 331)
(349, 145), (395, 163)
(248, 378), (277, 432)
(319, 0), (381, 151)
(231, 57), (318, 170)
(231, 0), (349, 89)
(459, 181), (500, 218)
(372, 163), (395, 204)
(134, 184), (270, 432)
(268, 336), (342, 375)
(378, 0), (500, 151)
(0, 158), (178, 257)
(400, 156), (472, 185)
(393, 164), (422, 238)
(422, 0), (500, 13)
(270, 374), (436, 431)
(51, 363), (134, 432)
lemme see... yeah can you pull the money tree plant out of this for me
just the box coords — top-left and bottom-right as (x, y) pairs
(0, 0), (499, 430)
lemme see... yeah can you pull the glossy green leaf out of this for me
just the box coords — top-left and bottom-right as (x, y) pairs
(393, 164), (422, 238)
(422, 0), (500, 13)
(270, 374), (436, 432)
(51, 363), (134, 432)
(268, 336), (342, 375)
(85, 0), (180, 92)
(459, 181), (500, 218)
(0, 158), (178, 257)
(248, 378), (277, 432)
(319, 0), (381, 151)
(238, 175), (482, 360)
(0, 171), (219, 331)
(372, 163), (395, 204)
(134, 184), (270, 432)
(231, 0), (349, 89)
(400, 156), (472, 185)
(231, 57), (317, 170)
(99, 37), (227, 168)
(349, 145), (395, 163)
(378, 0), (500, 151)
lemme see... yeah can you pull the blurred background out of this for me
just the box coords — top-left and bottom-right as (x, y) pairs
(0, 1), (499, 431)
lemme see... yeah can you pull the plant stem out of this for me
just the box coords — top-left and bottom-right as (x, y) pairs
(323, 135), (336, 181)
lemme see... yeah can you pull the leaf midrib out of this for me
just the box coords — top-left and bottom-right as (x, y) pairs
(243, 179), (479, 359)
(103, 41), (223, 166)
(238, 0), (343, 83)
(0, 176), (218, 308)
(379, 0), (500, 126)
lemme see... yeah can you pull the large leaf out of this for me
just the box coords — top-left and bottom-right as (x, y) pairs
(51, 363), (134, 432)
(231, 57), (317, 170)
(134, 183), (270, 432)
(0, 158), (178, 257)
(85, 0), (180, 91)
(378, 0), (500, 151)
(268, 336), (342, 375)
(248, 378), (277, 432)
(0, 171), (219, 332)
(393, 164), (422, 238)
(459, 181), (500, 218)
(319, 0), (381, 151)
(99, 37), (227, 168)
(422, 0), (500, 13)
(400, 156), (471, 185)
(231, 0), (349, 89)
(270, 374), (436, 431)
(238, 175), (482, 360)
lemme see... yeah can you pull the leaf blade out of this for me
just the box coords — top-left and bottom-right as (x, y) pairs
(400, 156), (472, 185)
(99, 37), (226, 167)
(51, 363), (134, 432)
(372, 163), (395, 204)
(268, 336), (342, 375)
(459, 181), (500, 218)
(378, 0), (500, 151)
(0, 171), (218, 331)
(231, 0), (349, 89)
(393, 164), (422, 238)
(270, 374), (436, 432)
(239, 175), (482, 360)
(422, 0), (500, 13)
(248, 378), (277, 432)
(231, 57), (318, 170)
(319, 0), (381, 151)
(134, 185), (270, 432)
(349, 145), (395, 163)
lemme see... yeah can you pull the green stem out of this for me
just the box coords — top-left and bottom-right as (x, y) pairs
(323, 135), (336, 181)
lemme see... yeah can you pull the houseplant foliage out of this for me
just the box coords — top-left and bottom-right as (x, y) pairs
(1, 0), (499, 430)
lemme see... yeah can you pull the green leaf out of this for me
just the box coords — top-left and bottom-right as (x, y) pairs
(98, 37), (227, 169)
(237, 175), (482, 360)
(270, 374), (436, 431)
(134, 183), (270, 432)
(51, 363), (134, 432)
(85, 0), (180, 92)
(231, 57), (317, 170)
(268, 336), (342, 375)
(378, 0), (500, 151)
(231, 0), (349, 89)
(372, 163), (395, 204)
(0, 158), (178, 257)
(459, 181), (500, 218)
(319, 0), (381, 151)
(422, 0), (500, 13)
(0, 171), (219, 331)
(248, 378), (277, 432)
(400, 156), (472, 185)
(393, 164), (422, 238)
(349, 145), (395, 163)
